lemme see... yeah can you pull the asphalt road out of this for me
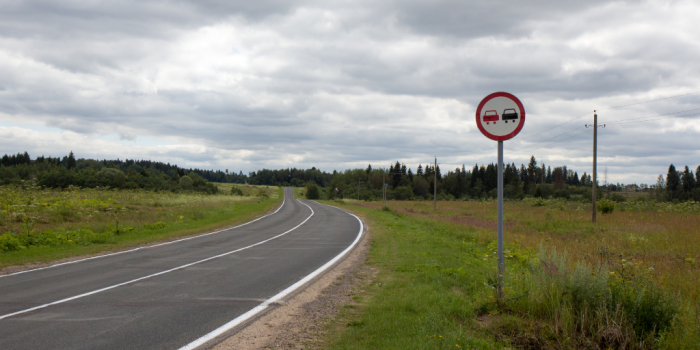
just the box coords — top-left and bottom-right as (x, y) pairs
(0, 188), (362, 350)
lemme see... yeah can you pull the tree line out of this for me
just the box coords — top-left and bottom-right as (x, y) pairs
(0, 152), (220, 193)
(652, 164), (700, 202)
(2, 151), (695, 202)
(320, 157), (602, 201)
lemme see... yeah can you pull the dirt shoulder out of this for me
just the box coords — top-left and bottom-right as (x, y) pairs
(212, 220), (373, 350)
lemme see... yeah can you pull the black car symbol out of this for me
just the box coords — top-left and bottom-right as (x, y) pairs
(502, 109), (518, 123)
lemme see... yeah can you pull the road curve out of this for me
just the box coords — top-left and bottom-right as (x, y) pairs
(0, 188), (362, 350)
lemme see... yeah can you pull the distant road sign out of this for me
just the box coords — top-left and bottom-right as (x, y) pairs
(475, 92), (525, 141)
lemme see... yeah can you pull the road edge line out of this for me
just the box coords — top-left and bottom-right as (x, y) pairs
(0, 196), (311, 321)
(177, 200), (364, 350)
(0, 195), (287, 278)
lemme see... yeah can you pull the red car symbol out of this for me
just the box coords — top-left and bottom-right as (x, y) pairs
(483, 110), (499, 124)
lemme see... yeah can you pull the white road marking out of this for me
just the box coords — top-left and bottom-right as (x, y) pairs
(178, 200), (364, 350)
(0, 196), (286, 278)
(0, 197), (310, 321)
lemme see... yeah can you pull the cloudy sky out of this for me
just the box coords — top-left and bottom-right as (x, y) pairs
(1, 0), (699, 184)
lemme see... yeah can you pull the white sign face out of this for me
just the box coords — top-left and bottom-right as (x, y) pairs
(475, 92), (525, 141)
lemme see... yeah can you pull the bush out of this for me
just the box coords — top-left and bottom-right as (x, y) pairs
(609, 193), (627, 202)
(511, 247), (679, 345)
(179, 176), (194, 190)
(391, 186), (413, 200)
(598, 199), (615, 213)
(98, 167), (126, 188)
(305, 183), (320, 199)
(0, 233), (24, 251)
(553, 189), (570, 199)
(231, 186), (244, 196)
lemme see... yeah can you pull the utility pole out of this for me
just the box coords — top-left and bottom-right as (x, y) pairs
(434, 157), (437, 210)
(586, 111), (605, 223)
(383, 170), (386, 208)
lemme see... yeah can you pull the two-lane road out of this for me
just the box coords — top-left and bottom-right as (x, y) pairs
(0, 188), (362, 349)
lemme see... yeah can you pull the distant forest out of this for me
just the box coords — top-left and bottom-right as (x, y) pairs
(1, 151), (698, 201)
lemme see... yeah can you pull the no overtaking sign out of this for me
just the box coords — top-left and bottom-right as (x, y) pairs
(474, 91), (525, 301)
(475, 92), (525, 141)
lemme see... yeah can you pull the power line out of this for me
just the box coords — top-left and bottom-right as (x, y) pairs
(515, 128), (592, 155)
(516, 111), (592, 142)
(605, 108), (700, 125)
(516, 126), (585, 151)
(598, 90), (700, 111)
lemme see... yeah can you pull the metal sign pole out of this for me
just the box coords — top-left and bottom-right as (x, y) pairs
(497, 140), (504, 300)
(475, 91), (525, 303)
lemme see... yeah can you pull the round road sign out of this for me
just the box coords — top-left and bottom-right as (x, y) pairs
(475, 92), (525, 141)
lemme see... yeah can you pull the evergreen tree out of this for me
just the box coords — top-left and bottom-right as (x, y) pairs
(540, 163), (545, 184)
(682, 166), (695, 197)
(436, 164), (442, 181)
(484, 163), (496, 192)
(696, 166), (700, 189)
(67, 151), (77, 170)
(546, 166), (552, 183)
(666, 164), (680, 200)
(401, 163), (407, 175)
(471, 165), (479, 187)
(407, 168), (414, 181)
(462, 164), (466, 179)
(416, 164), (423, 176)
(366, 164), (372, 174)
(527, 156), (537, 186)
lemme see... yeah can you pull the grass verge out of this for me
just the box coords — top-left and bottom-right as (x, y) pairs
(318, 200), (698, 349)
(1, 185), (282, 269)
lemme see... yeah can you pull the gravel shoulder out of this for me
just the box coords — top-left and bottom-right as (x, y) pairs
(212, 219), (373, 350)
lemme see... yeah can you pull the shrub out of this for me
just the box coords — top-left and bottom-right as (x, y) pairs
(553, 189), (570, 199)
(231, 186), (244, 196)
(609, 193), (627, 202)
(0, 233), (24, 251)
(179, 176), (194, 190)
(598, 199), (615, 213)
(391, 186), (413, 200)
(511, 247), (678, 345)
(305, 183), (320, 199)
(98, 167), (126, 188)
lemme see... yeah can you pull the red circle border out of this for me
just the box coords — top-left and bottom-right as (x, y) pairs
(475, 92), (526, 141)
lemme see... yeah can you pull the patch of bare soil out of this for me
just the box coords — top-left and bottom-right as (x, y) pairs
(212, 222), (373, 350)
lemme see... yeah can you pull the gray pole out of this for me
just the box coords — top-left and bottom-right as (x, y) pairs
(383, 171), (386, 208)
(592, 111), (597, 223)
(434, 157), (437, 210)
(497, 141), (504, 300)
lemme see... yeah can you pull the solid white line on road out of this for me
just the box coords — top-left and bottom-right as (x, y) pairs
(0, 195), (287, 278)
(0, 197), (309, 321)
(178, 200), (364, 350)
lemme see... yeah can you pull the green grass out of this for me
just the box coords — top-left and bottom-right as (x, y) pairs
(1, 186), (283, 269)
(319, 200), (697, 349)
(320, 203), (509, 349)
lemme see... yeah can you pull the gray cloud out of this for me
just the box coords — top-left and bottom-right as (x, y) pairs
(0, 0), (698, 184)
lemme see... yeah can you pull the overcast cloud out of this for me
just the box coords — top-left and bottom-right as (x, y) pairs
(1, 0), (699, 184)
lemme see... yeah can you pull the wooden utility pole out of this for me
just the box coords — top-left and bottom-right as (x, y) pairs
(434, 157), (437, 210)
(592, 111), (597, 223)
(382, 171), (386, 208)
(585, 111), (603, 222)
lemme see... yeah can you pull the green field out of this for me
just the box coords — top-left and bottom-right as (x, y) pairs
(320, 198), (700, 349)
(0, 184), (281, 269)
